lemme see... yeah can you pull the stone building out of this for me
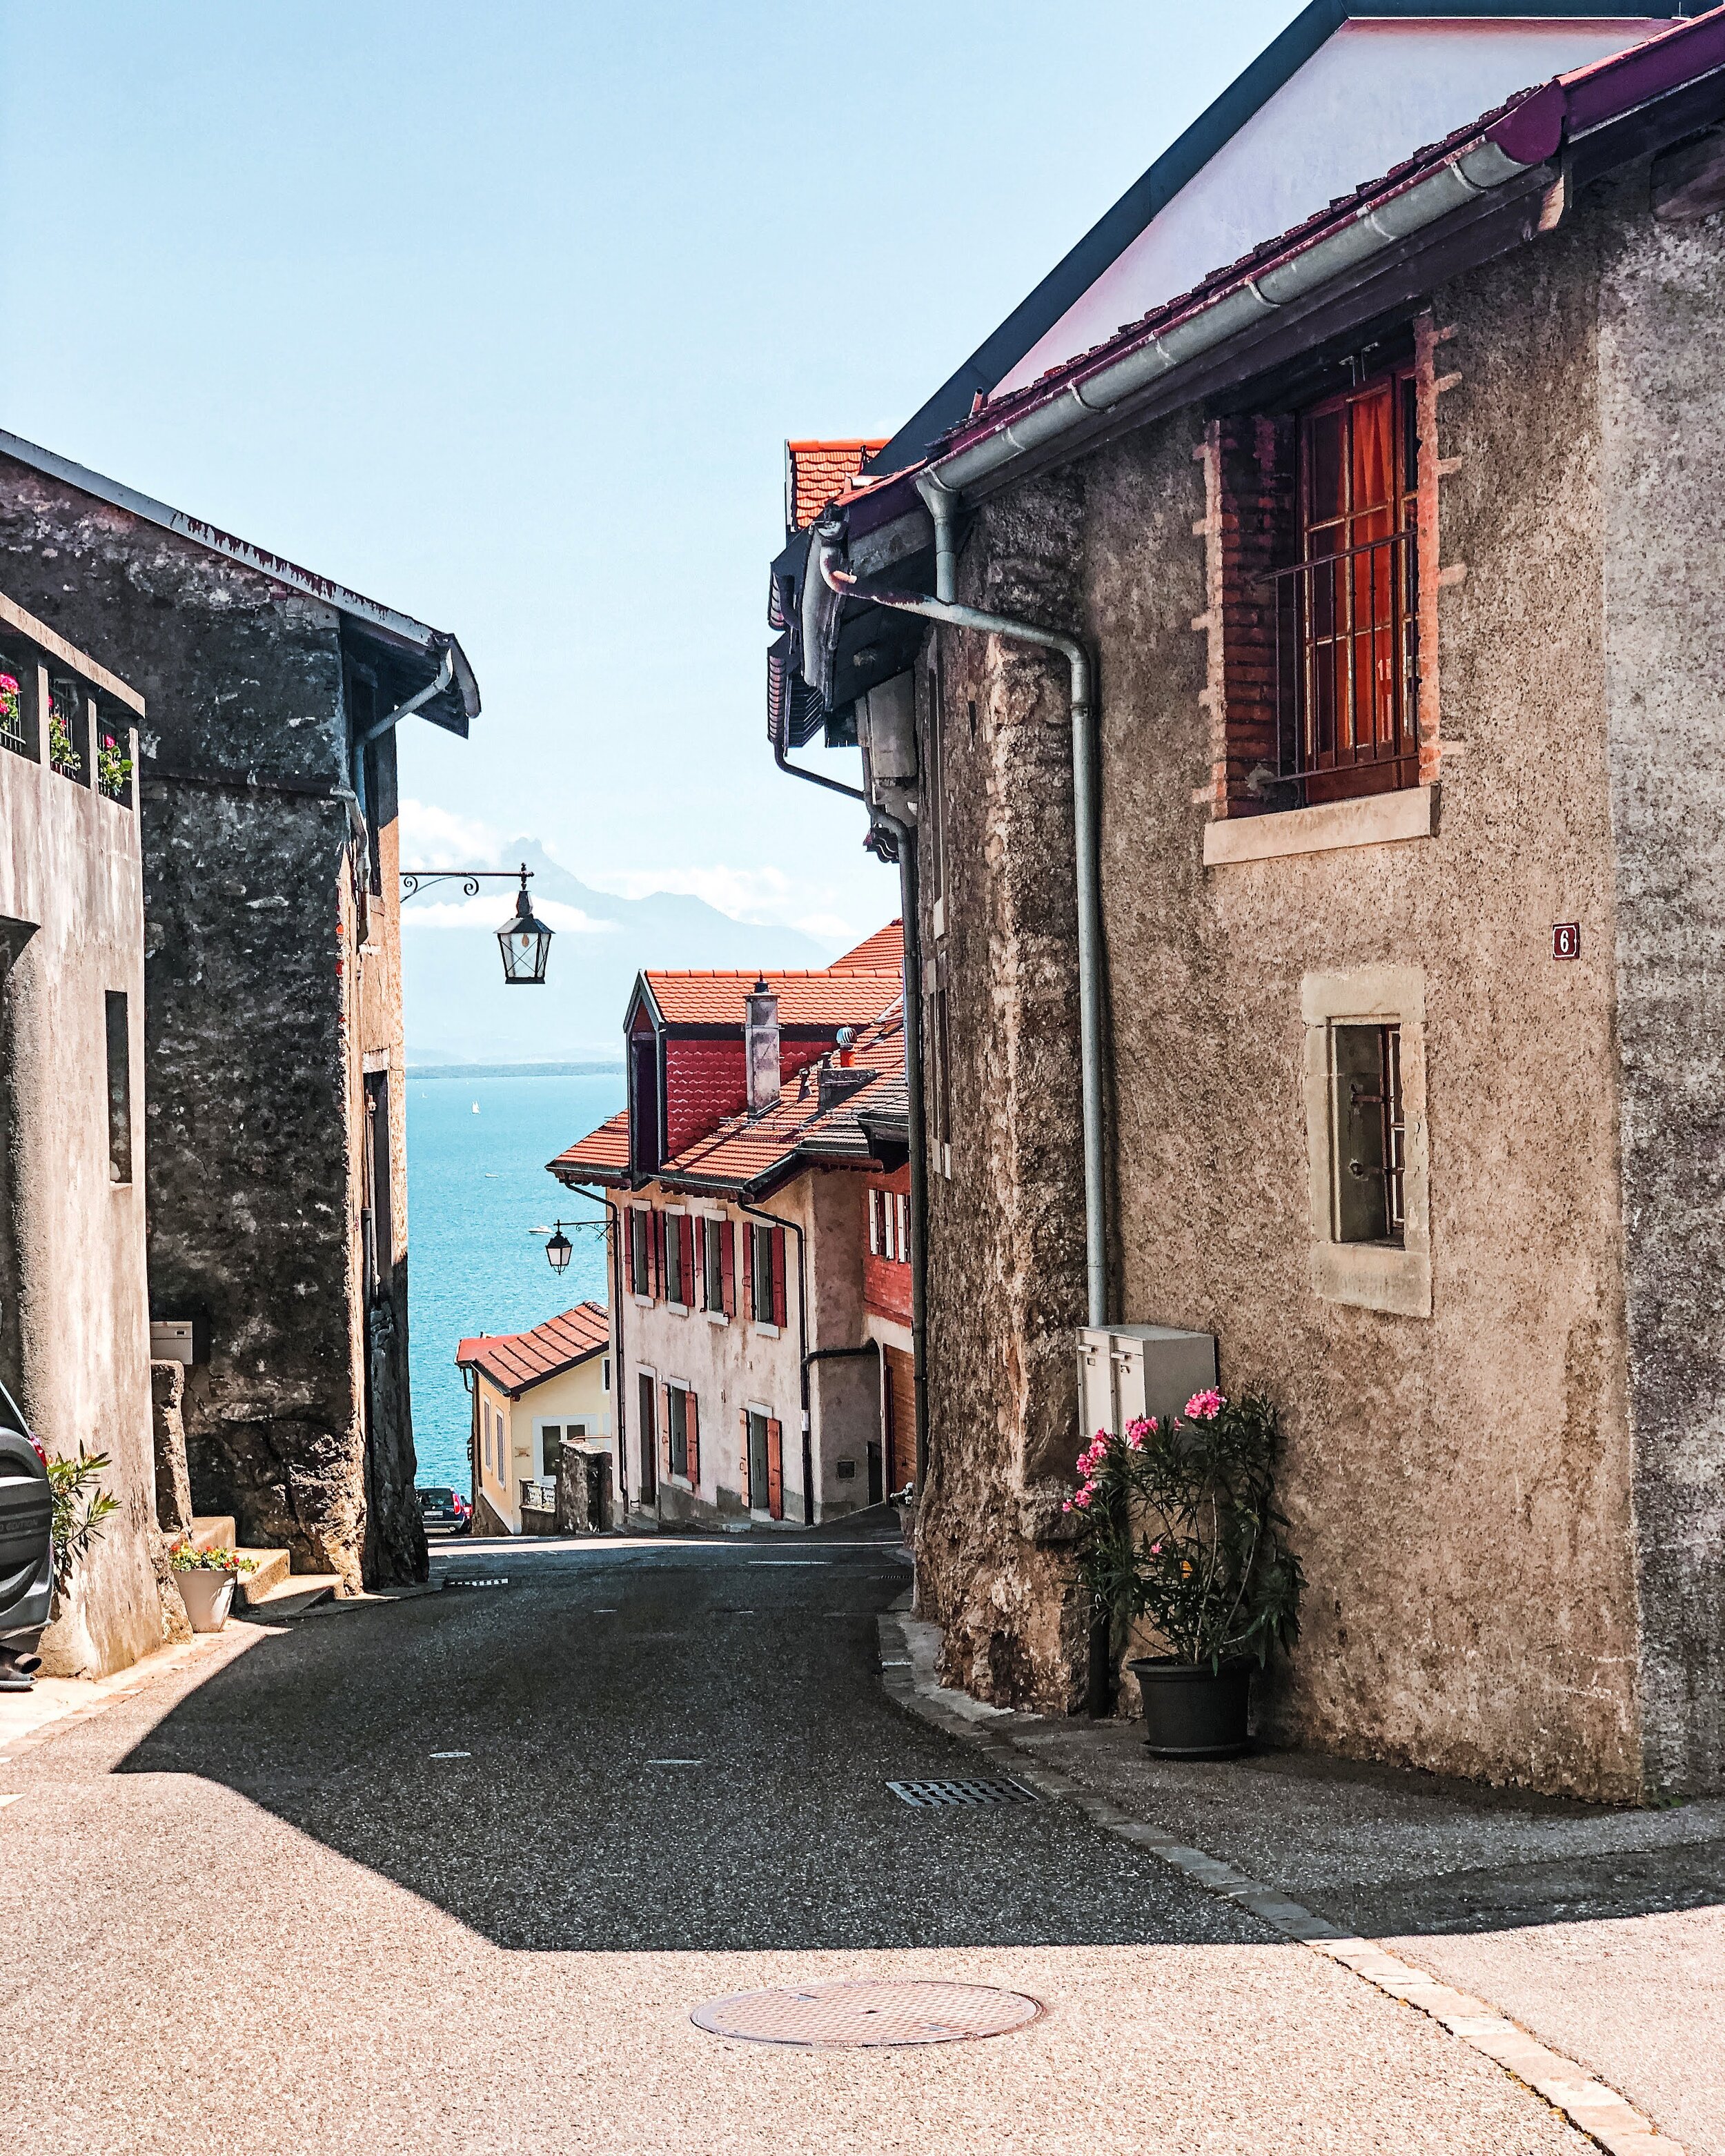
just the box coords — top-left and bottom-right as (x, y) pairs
(550, 929), (908, 1526)
(770, 10), (1725, 1797)
(0, 433), (480, 1593)
(0, 588), (171, 1673)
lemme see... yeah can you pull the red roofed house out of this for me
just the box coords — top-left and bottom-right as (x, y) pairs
(549, 927), (910, 1529)
(455, 1301), (612, 1536)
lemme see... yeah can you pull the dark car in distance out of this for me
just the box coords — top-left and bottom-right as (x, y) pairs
(417, 1486), (470, 1534)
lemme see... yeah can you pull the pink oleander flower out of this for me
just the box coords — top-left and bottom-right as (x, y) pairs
(1185, 1389), (1225, 1421)
(1072, 1488), (1092, 1510)
(1149, 1541), (1162, 1555)
(1061, 1498), (1073, 1514)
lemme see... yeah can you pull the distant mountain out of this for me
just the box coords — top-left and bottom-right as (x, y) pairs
(401, 838), (867, 1062)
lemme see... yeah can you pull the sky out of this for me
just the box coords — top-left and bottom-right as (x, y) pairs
(0, 0), (1304, 950)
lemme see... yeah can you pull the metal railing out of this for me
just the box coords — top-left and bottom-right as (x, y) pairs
(0, 657), (26, 757)
(1271, 528), (1417, 795)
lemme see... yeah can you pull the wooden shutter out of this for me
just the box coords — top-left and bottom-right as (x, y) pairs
(738, 1408), (750, 1505)
(771, 1227), (787, 1329)
(740, 1219), (753, 1323)
(720, 1220), (736, 1316)
(660, 1382), (672, 1476)
(766, 1416), (784, 1521)
(687, 1390), (700, 1487)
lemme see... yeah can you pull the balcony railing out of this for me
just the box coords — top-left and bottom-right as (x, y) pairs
(1270, 528), (1417, 800)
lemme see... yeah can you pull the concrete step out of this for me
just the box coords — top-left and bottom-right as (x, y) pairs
(189, 1515), (237, 1554)
(233, 1549), (291, 1603)
(241, 1570), (340, 1617)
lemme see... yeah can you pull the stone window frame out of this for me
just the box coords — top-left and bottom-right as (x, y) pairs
(1199, 314), (1463, 869)
(1301, 965), (1431, 1318)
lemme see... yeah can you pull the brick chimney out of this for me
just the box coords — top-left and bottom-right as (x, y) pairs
(746, 979), (780, 1117)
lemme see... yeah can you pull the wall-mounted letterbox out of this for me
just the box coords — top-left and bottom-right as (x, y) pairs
(150, 1318), (209, 1367)
(1077, 1325), (1217, 1440)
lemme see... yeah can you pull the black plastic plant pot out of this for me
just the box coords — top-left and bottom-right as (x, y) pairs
(1128, 1656), (1252, 1759)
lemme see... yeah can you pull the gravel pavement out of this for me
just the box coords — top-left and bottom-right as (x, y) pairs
(0, 1527), (1599, 2154)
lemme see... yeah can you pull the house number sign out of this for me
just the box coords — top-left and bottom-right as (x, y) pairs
(1552, 922), (1581, 960)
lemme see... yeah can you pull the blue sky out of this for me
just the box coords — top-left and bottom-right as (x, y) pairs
(0, 0), (1301, 945)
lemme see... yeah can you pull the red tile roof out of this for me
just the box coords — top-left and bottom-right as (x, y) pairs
(553, 1108), (630, 1181)
(785, 439), (889, 532)
(551, 1009), (908, 1198)
(641, 965), (902, 1029)
(829, 922), (904, 973)
(455, 1300), (609, 1396)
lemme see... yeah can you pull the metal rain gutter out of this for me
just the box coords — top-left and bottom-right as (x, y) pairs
(925, 127), (1552, 506)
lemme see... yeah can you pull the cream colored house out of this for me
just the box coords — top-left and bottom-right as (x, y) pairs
(455, 1301), (611, 1534)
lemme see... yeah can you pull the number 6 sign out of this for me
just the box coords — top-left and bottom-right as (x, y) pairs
(1552, 922), (1581, 960)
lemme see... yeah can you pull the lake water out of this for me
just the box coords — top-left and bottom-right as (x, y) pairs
(406, 1070), (624, 1493)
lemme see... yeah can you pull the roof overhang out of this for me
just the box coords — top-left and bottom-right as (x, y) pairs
(0, 427), (480, 737)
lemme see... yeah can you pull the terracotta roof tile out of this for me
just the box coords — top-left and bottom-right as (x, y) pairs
(786, 439), (889, 532)
(550, 1108), (630, 1181)
(829, 922), (904, 973)
(455, 1300), (609, 1396)
(642, 966), (902, 1029)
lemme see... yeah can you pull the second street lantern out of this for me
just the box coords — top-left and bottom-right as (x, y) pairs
(498, 869), (553, 986)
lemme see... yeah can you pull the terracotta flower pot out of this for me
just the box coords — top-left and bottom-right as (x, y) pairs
(175, 1568), (235, 1633)
(1128, 1656), (1252, 1759)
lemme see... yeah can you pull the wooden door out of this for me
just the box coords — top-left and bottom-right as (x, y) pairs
(637, 1372), (657, 1503)
(765, 1417), (784, 1522)
(884, 1347), (915, 1493)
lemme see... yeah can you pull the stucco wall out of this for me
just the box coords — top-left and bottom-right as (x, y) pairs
(911, 166), (1724, 1796)
(0, 462), (424, 1592)
(0, 725), (161, 1674)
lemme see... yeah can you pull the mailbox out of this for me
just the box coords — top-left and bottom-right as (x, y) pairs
(1077, 1325), (1217, 1440)
(150, 1318), (209, 1366)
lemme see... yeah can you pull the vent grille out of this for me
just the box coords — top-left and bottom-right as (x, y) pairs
(887, 1777), (1038, 1809)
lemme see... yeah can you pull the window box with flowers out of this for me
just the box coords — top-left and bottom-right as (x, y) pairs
(1066, 1387), (1303, 1757)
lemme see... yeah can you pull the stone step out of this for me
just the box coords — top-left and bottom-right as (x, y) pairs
(233, 1549), (291, 1604)
(189, 1515), (237, 1554)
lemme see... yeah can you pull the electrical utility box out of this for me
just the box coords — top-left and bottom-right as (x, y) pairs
(150, 1318), (209, 1366)
(1077, 1325), (1218, 1439)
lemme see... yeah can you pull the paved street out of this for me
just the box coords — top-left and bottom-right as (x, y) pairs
(0, 1528), (1610, 2155)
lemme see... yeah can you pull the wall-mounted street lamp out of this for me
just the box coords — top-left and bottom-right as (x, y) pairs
(399, 862), (554, 987)
(529, 1220), (603, 1275)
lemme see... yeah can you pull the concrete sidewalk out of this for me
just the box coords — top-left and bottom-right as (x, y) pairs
(883, 1610), (1724, 2156)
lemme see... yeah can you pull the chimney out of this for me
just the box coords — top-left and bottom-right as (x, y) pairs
(746, 978), (780, 1118)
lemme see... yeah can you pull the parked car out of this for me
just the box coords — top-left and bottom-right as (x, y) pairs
(417, 1485), (469, 1533)
(0, 1405), (52, 1687)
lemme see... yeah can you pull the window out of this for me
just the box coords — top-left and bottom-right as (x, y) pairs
(1274, 366), (1418, 805)
(0, 646), (30, 757)
(665, 1212), (687, 1307)
(702, 1217), (724, 1313)
(868, 1189), (882, 1256)
(629, 1208), (651, 1297)
(539, 1423), (562, 1478)
(895, 1193), (909, 1264)
(1330, 1023), (1405, 1246)
(750, 1223), (775, 1324)
(48, 675), (86, 781)
(602, 1356), (611, 1391)
(482, 1401), (491, 1471)
(105, 991), (132, 1185)
(668, 1385), (689, 1479)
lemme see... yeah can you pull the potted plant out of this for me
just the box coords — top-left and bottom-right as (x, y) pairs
(168, 1544), (256, 1632)
(1066, 1387), (1303, 1757)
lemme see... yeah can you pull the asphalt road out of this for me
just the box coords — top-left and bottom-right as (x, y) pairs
(0, 1527), (1595, 2154)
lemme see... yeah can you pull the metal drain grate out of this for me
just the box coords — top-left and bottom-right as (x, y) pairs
(887, 1777), (1038, 1809)
(691, 1978), (1042, 2048)
(444, 1578), (511, 1590)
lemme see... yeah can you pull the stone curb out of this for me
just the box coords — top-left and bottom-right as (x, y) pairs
(877, 1608), (1684, 2156)
(0, 1624), (248, 1770)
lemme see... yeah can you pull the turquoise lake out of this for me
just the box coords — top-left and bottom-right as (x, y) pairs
(405, 1069), (624, 1494)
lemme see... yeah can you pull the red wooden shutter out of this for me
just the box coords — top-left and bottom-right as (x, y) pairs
(720, 1220), (736, 1317)
(766, 1416), (784, 1521)
(771, 1227), (787, 1329)
(740, 1220), (753, 1323)
(687, 1390), (700, 1487)
(738, 1408), (749, 1505)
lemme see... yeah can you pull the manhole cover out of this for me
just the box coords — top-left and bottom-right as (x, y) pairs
(691, 1979), (1042, 2048)
(887, 1777), (1038, 1808)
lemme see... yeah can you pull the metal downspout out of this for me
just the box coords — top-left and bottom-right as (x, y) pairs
(820, 525), (1108, 1332)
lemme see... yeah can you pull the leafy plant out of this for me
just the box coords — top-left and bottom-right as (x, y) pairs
(0, 671), (21, 741)
(168, 1544), (257, 1574)
(1067, 1387), (1303, 1673)
(97, 731), (132, 797)
(47, 698), (81, 776)
(48, 1446), (119, 1588)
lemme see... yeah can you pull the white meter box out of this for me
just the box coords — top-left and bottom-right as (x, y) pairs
(1077, 1325), (1217, 1439)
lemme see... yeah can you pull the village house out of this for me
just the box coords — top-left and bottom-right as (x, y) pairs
(456, 1300), (613, 1535)
(0, 589), (171, 1675)
(769, 6), (1725, 1799)
(549, 929), (909, 1527)
(0, 432), (478, 1596)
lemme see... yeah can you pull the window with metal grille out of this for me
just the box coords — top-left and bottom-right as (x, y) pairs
(1330, 1022), (1406, 1246)
(1274, 367), (1418, 806)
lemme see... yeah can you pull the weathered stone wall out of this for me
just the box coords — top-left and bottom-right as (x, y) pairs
(0, 462), (424, 1592)
(914, 166), (1723, 1795)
